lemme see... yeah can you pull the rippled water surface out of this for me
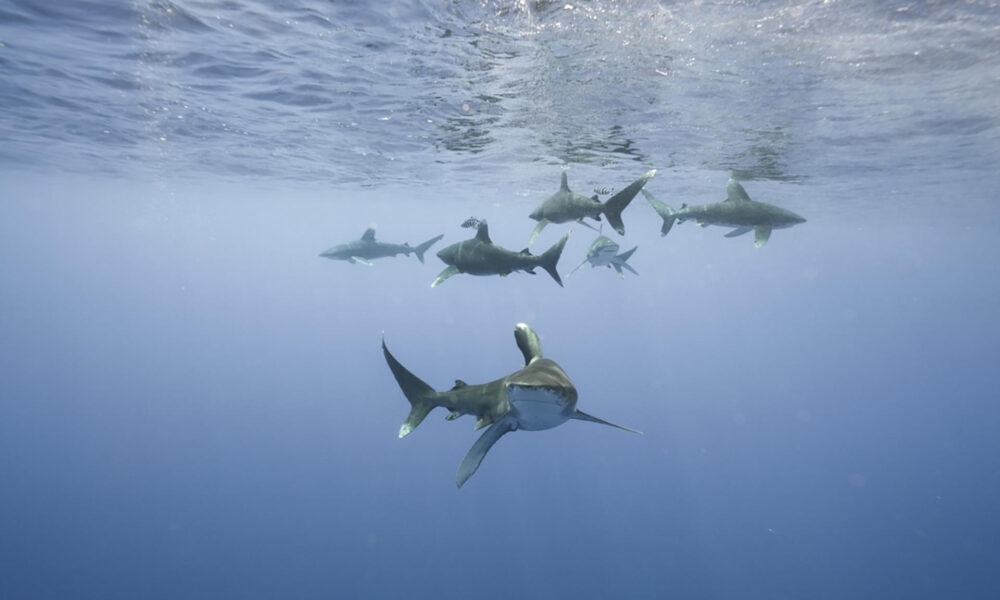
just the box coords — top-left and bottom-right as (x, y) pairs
(2, 0), (998, 186)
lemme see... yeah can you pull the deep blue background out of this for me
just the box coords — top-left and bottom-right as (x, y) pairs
(1, 173), (998, 599)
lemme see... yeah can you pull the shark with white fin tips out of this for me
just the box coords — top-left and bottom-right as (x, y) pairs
(570, 235), (638, 278)
(382, 323), (641, 487)
(527, 169), (657, 245)
(643, 179), (806, 248)
(432, 220), (568, 287)
(320, 228), (444, 265)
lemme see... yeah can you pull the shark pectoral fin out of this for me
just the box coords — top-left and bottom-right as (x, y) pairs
(431, 265), (460, 287)
(350, 256), (374, 266)
(754, 225), (772, 248)
(724, 226), (753, 238)
(571, 409), (642, 434)
(527, 219), (549, 246)
(569, 257), (589, 275)
(457, 417), (517, 488)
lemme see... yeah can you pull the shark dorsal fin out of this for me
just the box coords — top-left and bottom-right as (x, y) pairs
(451, 380), (468, 390)
(475, 221), (492, 244)
(514, 323), (542, 366)
(726, 179), (752, 202)
(560, 171), (570, 191)
(361, 228), (376, 242)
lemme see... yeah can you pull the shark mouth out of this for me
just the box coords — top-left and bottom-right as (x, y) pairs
(507, 385), (573, 431)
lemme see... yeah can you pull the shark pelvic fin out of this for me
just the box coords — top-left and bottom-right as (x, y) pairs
(457, 416), (517, 488)
(571, 409), (642, 434)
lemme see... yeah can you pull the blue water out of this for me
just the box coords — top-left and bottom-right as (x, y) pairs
(2, 1), (999, 598)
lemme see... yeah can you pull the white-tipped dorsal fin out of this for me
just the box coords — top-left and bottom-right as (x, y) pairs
(514, 323), (543, 366)
(361, 228), (376, 241)
(560, 171), (570, 191)
(726, 179), (752, 202)
(475, 221), (492, 244)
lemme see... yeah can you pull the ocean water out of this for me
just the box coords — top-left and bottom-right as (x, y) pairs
(2, 1), (999, 598)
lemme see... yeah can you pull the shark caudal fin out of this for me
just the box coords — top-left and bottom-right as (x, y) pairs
(538, 233), (570, 287)
(413, 234), (444, 264)
(382, 337), (437, 438)
(612, 246), (639, 277)
(602, 169), (656, 235)
(641, 189), (677, 236)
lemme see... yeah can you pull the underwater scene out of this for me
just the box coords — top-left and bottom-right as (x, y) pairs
(1, 1), (999, 598)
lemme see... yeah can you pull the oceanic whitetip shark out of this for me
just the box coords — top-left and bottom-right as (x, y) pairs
(319, 228), (444, 265)
(643, 179), (806, 248)
(382, 323), (641, 487)
(432, 220), (568, 287)
(570, 234), (638, 278)
(527, 169), (657, 245)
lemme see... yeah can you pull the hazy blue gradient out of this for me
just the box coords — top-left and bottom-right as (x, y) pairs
(2, 1), (1000, 599)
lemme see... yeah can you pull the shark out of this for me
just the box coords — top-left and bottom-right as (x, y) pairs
(432, 220), (568, 287)
(570, 235), (638, 278)
(319, 228), (444, 266)
(382, 323), (641, 487)
(642, 179), (806, 248)
(527, 169), (657, 245)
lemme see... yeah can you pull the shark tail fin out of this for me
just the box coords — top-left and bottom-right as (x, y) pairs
(382, 337), (437, 438)
(614, 246), (639, 276)
(413, 234), (444, 264)
(602, 169), (656, 235)
(641, 189), (677, 236)
(538, 233), (569, 287)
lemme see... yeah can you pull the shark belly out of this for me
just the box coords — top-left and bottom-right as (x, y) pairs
(506, 384), (574, 431)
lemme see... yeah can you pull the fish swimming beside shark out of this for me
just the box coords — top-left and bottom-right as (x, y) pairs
(320, 228), (444, 265)
(643, 179), (806, 248)
(432, 220), (568, 287)
(527, 169), (656, 245)
(382, 323), (641, 487)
